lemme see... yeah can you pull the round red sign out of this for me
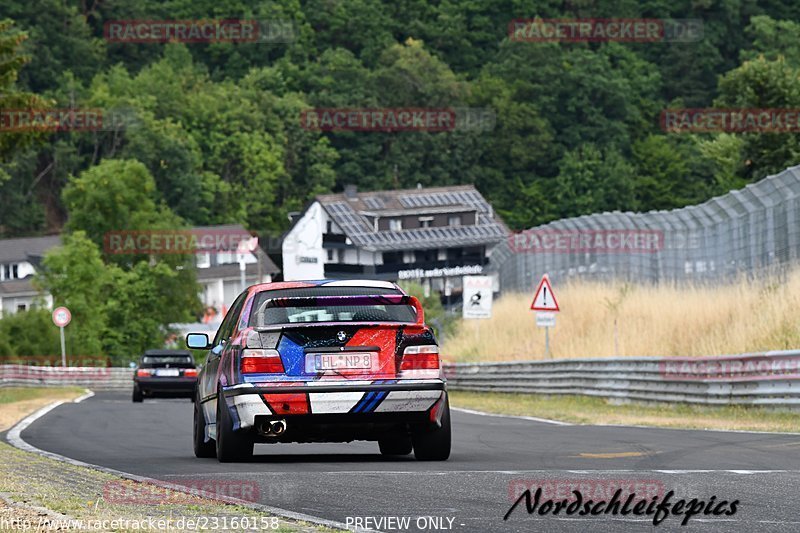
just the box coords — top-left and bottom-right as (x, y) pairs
(52, 306), (72, 328)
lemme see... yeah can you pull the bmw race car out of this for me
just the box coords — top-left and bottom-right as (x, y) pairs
(133, 350), (198, 402)
(187, 280), (450, 462)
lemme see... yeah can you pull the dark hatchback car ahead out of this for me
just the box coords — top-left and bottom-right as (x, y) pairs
(132, 350), (198, 402)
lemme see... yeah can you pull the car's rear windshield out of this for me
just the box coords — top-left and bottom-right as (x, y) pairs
(249, 286), (417, 326)
(140, 356), (195, 368)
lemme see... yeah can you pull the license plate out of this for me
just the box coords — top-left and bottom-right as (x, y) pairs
(155, 369), (179, 377)
(306, 353), (372, 372)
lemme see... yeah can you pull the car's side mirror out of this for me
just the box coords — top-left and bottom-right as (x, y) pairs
(186, 333), (210, 350)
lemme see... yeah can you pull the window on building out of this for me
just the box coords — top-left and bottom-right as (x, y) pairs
(326, 220), (333, 234)
(419, 216), (433, 228)
(337, 249), (345, 262)
(327, 249), (334, 261)
(3, 263), (19, 280)
(416, 249), (437, 262)
(448, 215), (462, 227)
(196, 253), (211, 269)
(389, 218), (403, 231)
(17, 303), (27, 312)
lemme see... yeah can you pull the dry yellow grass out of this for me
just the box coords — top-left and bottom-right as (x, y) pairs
(443, 270), (800, 362)
(0, 387), (85, 431)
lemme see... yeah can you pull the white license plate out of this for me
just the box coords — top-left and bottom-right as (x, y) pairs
(306, 353), (372, 372)
(155, 369), (180, 377)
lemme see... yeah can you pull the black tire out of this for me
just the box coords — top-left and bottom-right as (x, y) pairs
(379, 435), (413, 456)
(193, 392), (216, 458)
(412, 396), (451, 461)
(132, 384), (143, 403)
(215, 391), (253, 462)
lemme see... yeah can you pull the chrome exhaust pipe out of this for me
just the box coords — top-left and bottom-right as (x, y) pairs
(270, 420), (287, 436)
(257, 419), (287, 437)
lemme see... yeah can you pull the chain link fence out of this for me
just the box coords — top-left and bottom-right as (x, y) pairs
(491, 165), (800, 291)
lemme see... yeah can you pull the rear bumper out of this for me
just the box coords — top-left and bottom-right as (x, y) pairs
(134, 377), (196, 395)
(221, 380), (446, 430)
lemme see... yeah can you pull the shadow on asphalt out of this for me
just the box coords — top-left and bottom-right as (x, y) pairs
(193, 452), (418, 464)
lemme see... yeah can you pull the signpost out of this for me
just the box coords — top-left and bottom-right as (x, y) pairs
(462, 275), (493, 319)
(530, 274), (559, 358)
(52, 306), (71, 367)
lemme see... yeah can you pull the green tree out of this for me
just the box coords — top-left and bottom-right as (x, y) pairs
(0, 308), (61, 358)
(62, 159), (177, 249)
(35, 232), (108, 357)
(715, 56), (800, 182)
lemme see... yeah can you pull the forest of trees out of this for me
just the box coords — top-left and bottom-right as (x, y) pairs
(3, 1), (800, 237)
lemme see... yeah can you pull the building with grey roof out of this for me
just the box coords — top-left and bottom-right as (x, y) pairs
(0, 226), (280, 319)
(281, 184), (509, 299)
(0, 235), (60, 317)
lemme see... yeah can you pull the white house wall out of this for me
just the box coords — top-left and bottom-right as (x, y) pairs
(282, 202), (325, 280)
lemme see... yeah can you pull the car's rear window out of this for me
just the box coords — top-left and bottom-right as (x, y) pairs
(140, 356), (195, 368)
(249, 286), (416, 326)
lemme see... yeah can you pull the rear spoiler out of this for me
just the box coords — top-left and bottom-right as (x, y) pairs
(259, 294), (425, 325)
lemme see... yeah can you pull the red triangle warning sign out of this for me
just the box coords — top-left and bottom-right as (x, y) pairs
(531, 274), (559, 312)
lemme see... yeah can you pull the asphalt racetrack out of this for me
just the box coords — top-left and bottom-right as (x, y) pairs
(15, 392), (800, 532)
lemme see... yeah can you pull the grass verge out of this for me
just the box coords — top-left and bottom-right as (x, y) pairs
(0, 387), (331, 532)
(450, 390), (800, 432)
(0, 387), (85, 432)
(442, 271), (800, 361)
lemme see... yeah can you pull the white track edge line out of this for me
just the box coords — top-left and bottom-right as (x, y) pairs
(452, 407), (800, 435)
(452, 407), (572, 425)
(5, 394), (366, 532)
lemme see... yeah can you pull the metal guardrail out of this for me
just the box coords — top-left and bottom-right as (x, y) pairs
(0, 365), (131, 390)
(443, 350), (800, 407)
(4, 351), (800, 407)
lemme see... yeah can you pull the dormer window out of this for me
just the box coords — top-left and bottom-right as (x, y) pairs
(196, 253), (211, 269)
(448, 215), (462, 227)
(2, 263), (19, 280)
(419, 216), (433, 228)
(389, 218), (403, 231)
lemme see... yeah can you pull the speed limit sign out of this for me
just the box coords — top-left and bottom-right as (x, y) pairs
(52, 306), (71, 327)
(52, 306), (71, 367)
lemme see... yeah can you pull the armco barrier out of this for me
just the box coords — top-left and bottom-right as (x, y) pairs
(0, 365), (131, 390)
(443, 350), (800, 407)
(5, 351), (800, 406)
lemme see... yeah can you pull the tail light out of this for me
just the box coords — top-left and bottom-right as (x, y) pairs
(241, 349), (285, 374)
(136, 369), (153, 377)
(400, 345), (440, 370)
(184, 368), (198, 377)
